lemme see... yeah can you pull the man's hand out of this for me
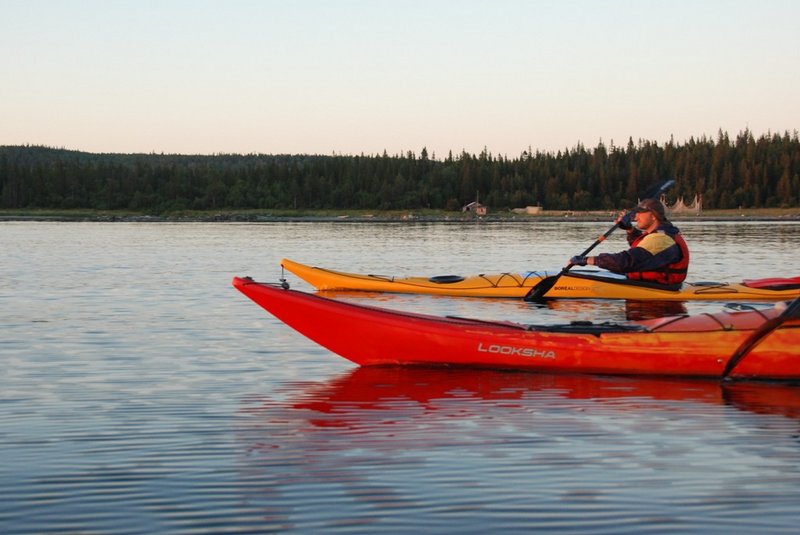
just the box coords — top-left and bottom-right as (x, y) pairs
(616, 210), (633, 230)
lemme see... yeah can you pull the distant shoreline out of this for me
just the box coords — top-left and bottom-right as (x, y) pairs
(1, 208), (799, 223)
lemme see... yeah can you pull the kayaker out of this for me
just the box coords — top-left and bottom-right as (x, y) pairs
(569, 198), (690, 285)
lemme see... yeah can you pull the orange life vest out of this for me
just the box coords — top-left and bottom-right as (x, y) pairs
(627, 231), (690, 285)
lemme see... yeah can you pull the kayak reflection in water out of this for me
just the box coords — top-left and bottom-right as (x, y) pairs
(624, 299), (688, 321)
(570, 198), (690, 287)
(543, 297), (688, 321)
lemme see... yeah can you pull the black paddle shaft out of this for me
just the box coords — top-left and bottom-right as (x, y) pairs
(524, 179), (676, 302)
(722, 297), (800, 379)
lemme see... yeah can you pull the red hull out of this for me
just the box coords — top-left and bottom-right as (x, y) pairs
(233, 277), (800, 380)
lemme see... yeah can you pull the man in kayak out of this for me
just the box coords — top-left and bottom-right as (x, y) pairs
(569, 198), (690, 286)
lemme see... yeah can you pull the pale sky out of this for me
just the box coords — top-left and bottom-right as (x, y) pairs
(2, 0), (798, 158)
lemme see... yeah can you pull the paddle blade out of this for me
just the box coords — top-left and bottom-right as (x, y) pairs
(649, 179), (675, 198)
(524, 271), (566, 302)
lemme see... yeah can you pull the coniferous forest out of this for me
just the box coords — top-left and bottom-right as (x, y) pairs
(2, 129), (798, 214)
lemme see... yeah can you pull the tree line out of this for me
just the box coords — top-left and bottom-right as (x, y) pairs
(1, 129), (798, 213)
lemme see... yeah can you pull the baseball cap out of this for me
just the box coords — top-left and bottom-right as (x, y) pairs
(632, 198), (667, 221)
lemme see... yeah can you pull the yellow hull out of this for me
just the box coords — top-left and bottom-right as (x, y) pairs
(280, 258), (800, 301)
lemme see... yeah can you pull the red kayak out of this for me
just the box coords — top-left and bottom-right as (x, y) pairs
(232, 277), (800, 380)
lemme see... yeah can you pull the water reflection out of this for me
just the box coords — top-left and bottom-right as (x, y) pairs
(238, 368), (800, 472)
(281, 367), (800, 422)
(539, 298), (689, 320)
(236, 368), (800, 531)
(623, 299), (688, 320)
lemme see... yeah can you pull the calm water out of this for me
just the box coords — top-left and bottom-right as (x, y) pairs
(2, 220), (800, 534)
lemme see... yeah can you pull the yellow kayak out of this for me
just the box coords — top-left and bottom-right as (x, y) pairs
(280, 258), (800, 301)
